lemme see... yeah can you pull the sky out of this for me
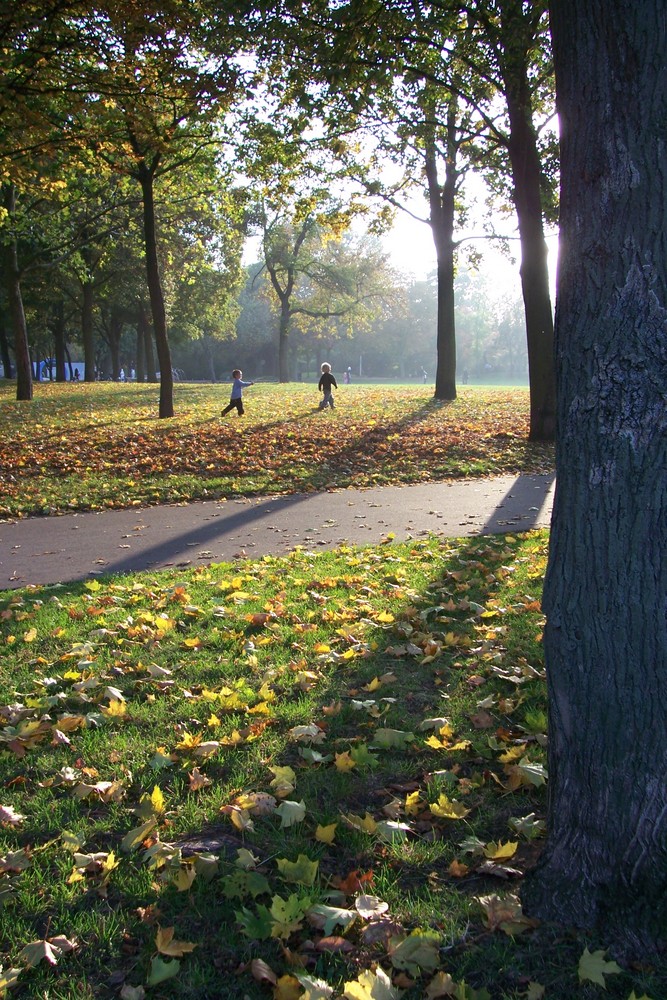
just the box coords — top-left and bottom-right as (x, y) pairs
(381, 198), (559, 301)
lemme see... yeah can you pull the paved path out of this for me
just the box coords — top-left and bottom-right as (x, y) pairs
(0, 474), (555, 590)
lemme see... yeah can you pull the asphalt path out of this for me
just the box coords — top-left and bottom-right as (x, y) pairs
(0, 473), (555, 591)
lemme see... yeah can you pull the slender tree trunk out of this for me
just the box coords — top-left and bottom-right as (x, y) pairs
(499, 0), (556, 441)
(81, 280), (95, 383)
(2, 184), (32, 401)
(0, 317), (13, 378)
(523, 0), (667, 955)
(425, 101), (458, 401)
(138, 301), (156, 382)
(138, 166), (173, 416)
(52, 300), (66, 382)
(278, 301), (290, 383)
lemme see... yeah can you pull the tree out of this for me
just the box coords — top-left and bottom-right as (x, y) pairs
(523, 1), (667, 954)
(461, 0), (557, 440)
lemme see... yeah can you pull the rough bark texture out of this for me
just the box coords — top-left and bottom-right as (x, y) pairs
(523, 1), (667, 954)
(139, 166), (173, 417)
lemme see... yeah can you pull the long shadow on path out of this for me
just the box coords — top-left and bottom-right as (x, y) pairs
(0, 474), (555, 591)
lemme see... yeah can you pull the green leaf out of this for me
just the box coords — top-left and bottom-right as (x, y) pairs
(371, 728), (414, 750)
(276, 854), (319, 886)
(389, 928), (441, 975)
(578, 948), (621, 987)
(235, 904), (273, 941)
(223, 869), (271, 900)
(146, 956), (180, 986)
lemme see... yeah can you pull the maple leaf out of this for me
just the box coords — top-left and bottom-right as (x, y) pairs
(335, 750), (357, 772)
(308, 903), (357, 935)
(343, 966), (403, 999)
(355, 894), (389, 920)
(0, 806), (25, 827)
(276, 800), (306, 828)
(269, 764), (296, 797)
(146, 955), (180, 986)
(0, 963), (20, 1000)
(577, 948), (621, 987)
(483, 840), (518, 861)
(19, 935), (76, 968)
(188, 767), (212, 792)
(429, 794), (470, 820)
(270, 893), (310, 940)
(295, 972), (336, 999)
(315, 822), (337, 844)
(155, 926), (197, 958)
(277, 854), (319, 886)
(120, 819), (157, 853)
(389, 929), (441, 975)
(424, 970), (457, 998)
(476, 894), (537, 935)
(236, 903), (273, 940)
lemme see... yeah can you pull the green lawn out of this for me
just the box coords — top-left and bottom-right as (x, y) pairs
(0, 384), (659, 999)
(0, 382), (552, 519)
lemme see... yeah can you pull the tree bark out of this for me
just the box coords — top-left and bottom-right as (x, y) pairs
(81, 279), (96, 383)
(2, 184), (32, 401)
(0, 318), (12, 378)
(138, 165), (173, 416)
(501, 4), (556, 441)
(523, 0), (667, 954)
(424, 103), (458, 402)
(52, 299), (66, 382)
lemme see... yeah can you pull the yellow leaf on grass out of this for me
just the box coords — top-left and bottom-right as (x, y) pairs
(335, 751), (356, 772)
(404, 791), (425, 816)
(315, 823), (337, 844)
(155, 926), (197, 957)
(429, 794), (470, 820)
(483, 840), (518, 861)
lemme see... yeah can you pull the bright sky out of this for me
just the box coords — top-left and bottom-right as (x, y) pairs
(382, 207), (559, 302)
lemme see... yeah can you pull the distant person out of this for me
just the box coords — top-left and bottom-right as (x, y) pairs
(421, 366), (428, 383)
(318, 362), (337, 410)
(119, 367), (126, 382)
(347, 366), (352, 383)
(221, 369), (255, 417)
(462, 369), (469, 384)
(73, 368), (80, 381)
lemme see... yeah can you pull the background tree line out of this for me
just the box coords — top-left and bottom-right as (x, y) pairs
(0, 0), (556, 428)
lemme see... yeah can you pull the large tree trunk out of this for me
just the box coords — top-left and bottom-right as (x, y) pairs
(523, 1), (667, 955)
(2, 184), (32, 401)
(138, 166), (173, 417)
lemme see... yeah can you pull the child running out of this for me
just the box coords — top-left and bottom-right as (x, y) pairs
(222, 369), (255, 417)
(318, 363), (338, 410)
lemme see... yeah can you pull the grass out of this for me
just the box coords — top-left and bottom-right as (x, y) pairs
(0, 534), (663, 999)
(0, 382), (553, 518)
(0, 383), (661, 998)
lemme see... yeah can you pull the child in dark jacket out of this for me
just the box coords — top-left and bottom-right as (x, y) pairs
(318, 363), (338, 410)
